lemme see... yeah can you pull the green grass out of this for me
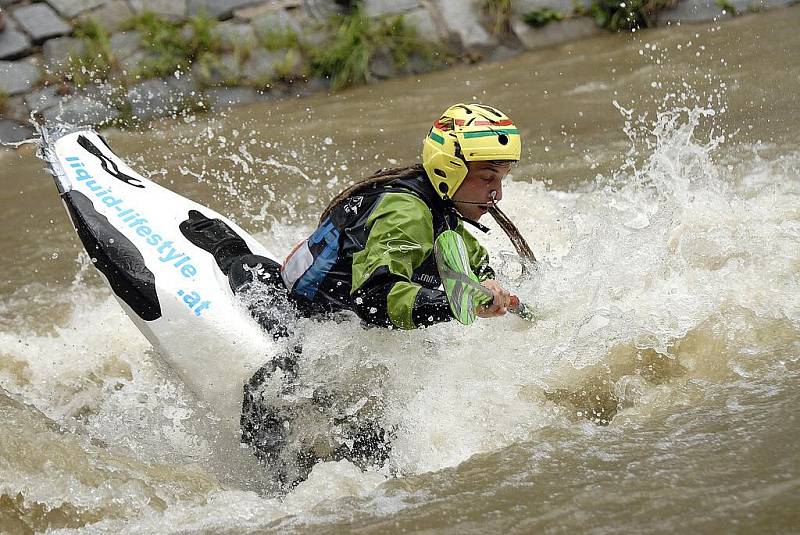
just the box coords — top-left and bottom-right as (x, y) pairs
(590, 0), (677, 31)
(310, 7), (434, 91)
(523, 8), (566, 27)
(60, 18), (115, 87)
(715, 0), (737, 15)
(120, 11), (222, 79)
(262, 27), (300, 51)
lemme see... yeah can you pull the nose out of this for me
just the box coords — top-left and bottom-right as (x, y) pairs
(491, 180), (503, 202)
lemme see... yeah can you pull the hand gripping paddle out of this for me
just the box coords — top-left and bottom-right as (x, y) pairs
(434, 230), (536, 325)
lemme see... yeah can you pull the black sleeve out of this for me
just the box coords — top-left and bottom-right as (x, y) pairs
(352, 266), (453, 329)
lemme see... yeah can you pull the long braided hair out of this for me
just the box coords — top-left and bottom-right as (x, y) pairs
(319, 164), (537, 264)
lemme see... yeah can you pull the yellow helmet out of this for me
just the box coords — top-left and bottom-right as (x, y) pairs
(422, 103), (521, 198)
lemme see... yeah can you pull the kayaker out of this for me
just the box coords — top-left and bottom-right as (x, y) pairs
(181, 103), (524, 487)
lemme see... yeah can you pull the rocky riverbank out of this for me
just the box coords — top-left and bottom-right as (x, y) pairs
(0, 0), (796, 144)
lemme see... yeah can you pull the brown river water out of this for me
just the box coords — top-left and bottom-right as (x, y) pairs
(1, 7), (799, 534)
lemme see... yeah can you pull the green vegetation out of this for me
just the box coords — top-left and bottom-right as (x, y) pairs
(715, 0), (737, 14)
(61, 18), (114, 87)
(0, 91), (8, 115)
(590, 0), (677, 31)
(310, 7), (433, 91)
(262, 27), (300, 51)
(481, 0), (513, 36)
(120, 11), (222, 79)
(523, 8), (566, 27)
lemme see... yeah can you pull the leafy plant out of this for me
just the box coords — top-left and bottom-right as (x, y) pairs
(310, 7), (433, 91)
(120, 11), (221, 79)
(62, 17), (115, 86)
(523, 8), (566, 27)
(715, 0), (737, 15)
(590, 0), (677, 31)
(481, 0), (513, 36)
(262, 28), (300, 51)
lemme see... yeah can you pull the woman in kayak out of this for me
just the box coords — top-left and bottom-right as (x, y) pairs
(181, 103), (523, 487)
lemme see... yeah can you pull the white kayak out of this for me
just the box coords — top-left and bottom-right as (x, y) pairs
(40, 127), (276, 428)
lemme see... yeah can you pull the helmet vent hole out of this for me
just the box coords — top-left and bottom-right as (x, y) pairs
(439, 182), (449, 194)
(498, 134), (508, 145)
(434, 168), (447, 178)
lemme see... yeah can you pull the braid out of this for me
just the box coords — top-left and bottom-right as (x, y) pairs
(319, 164), (424, 223)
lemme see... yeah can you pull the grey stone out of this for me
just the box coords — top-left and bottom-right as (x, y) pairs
(76, 0), (134, 33)
(24, 86), (63, 113)
(403, 7), (438, 41)
(186, 0), (264, 20)
(240, 47), (280, 82)
(212, 21), (257, 50)
(0, 119), (35, 144)
(126, 78), (196, 121)
(233, 1), (303, 21)
(42, 37), (86, 70)
(42, 95), (120, 125)
(512, 0), (580, 15)
(302, 0), (346, 21)
(128, 0), (187, 21)
(0, 60), (41, 95)
(1, 94), (30, 122)
(251, 8), (300, 39)
(193, 51), (243, 85)
(110, 31), (142, 59)
(45, 0), (107, 18)
(369, 49), (397, 79)
(13, 3), (72, 44)
(0, 18), (32, 60)
(429, 0), (497, 52)
(364, 0), (420, 17)
(657, 0), (786, 22)
(511, 17), (600, 50)
(206, 86), (259, 109)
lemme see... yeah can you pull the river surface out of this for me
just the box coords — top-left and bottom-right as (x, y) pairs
(1, 7), (799, 534)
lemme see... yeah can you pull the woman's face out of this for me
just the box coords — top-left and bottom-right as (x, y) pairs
(451, 161), (511, 220)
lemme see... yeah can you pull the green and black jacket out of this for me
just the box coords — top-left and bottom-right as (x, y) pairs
(281, 169), (493, 329)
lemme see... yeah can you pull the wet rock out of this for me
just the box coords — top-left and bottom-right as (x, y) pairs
(25, 86), (63, 114)
(186, 0), (264, 20)
(513, 0), (579, 15)
(12, 3), (71, 44)
(302, 0), (346, 21)
(369, 49), (397, 79)
(0, 119), (35, 144)
(404, 7), (439, 41)
(126, 78), (198, 121)
(42, 36), (86, 70)
(212, 21), (257, 50)
(194, 51), (243, 85)
(511, 17), (600, 50)
(251, 8), (301, 39)
(128, 0), (187, 21)
(1, 94), (30, 123)
(110, 31), (141, 59)
(241, 47), (281, 83)
(206, 86), (260, 109)
(364, 0), (421, 17)
(233, 1), (302, 21)
(657, 0), (780, 23)
(430, 0), (497, 53)
(0, 18), (31, 60)
(77, 0), (134, 33)
(42, 95), (120, 126)
(45, 0), (107, 18)
(0, 60), (41, 95)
